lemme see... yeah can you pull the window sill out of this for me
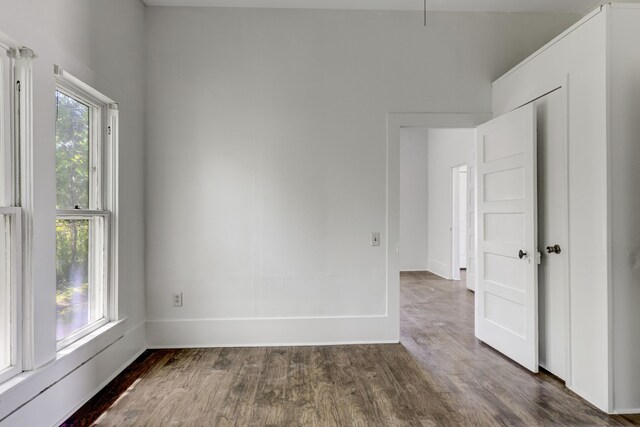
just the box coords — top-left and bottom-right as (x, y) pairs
(57, 318), (111, 352)
(0, 318), (127, 420)
(56, 317), (127, 359)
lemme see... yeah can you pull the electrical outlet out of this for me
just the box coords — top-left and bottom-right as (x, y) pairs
(172, 292), (183, 307)
(371, 232), (381, 247)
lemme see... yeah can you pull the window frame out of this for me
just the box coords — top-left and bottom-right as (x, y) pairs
(0, 47), (14, 207)
(54, 67), (118, 351)
(0, 206), (22, 384)
(0, 44), (23, 384)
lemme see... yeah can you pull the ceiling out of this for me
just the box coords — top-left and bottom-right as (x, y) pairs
(141, 0), (607, 14)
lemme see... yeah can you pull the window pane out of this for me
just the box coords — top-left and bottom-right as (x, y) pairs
(56, 218), (102, 340)
(0, 214), (10, 370)
(56, 91), (90, 210)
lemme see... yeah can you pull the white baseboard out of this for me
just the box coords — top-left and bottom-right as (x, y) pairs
(1, 322), (146, 427)
(146, 315), (399, 348)
(427, 259), (450, 280)
(612, 407), (640, 415)
(566, 384), (609, 414)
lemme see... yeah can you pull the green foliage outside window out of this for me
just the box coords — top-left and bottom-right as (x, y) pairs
(55, 91), (89, 210)
(55, 91), (91, 333)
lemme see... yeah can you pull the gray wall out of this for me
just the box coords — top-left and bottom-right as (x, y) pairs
(145, 7), (578, 344)
(426, 128), (474, 279)
(400, 127), (429, 272)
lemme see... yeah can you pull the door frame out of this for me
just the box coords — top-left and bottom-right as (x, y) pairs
(386, 113), (491, 336)
(387, 104), (572, 383)
(451, 163), (468, 281)
(535, 83), (572, 386)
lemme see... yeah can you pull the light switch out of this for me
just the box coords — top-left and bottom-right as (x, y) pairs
(371, 232), (381, 247)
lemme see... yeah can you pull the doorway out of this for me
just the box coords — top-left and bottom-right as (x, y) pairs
(387, 112), (491, 357)
(398, 126), (475, 281)
(451, 164), (469, 281)
(389, 103), (570, 383)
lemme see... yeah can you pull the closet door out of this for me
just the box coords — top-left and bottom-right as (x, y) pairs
(537, 89), (569, 380)
(475, 103), (539, 372)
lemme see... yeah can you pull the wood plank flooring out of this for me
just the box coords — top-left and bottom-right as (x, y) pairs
(62, 271), (639, 426)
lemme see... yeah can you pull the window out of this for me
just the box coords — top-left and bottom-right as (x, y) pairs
(55, 68), (117, 349)
(0, 45), (22, 383)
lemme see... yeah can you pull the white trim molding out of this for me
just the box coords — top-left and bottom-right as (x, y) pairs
(13, 48), (36, 372)
(0, 207), (22, 385)
(53, 65), (116, 106)
(8, 48), (36, 61)
(141, 0), (604, 14)
(146, 316), (396, 348)
(105, 104), (119, 322)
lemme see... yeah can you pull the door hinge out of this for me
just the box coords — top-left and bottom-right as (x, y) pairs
(536, 252), (542, 265)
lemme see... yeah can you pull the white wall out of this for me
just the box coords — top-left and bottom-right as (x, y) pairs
(399, 127), (429, 271)
(426, 129), (474, 279)
(0, 0), (147, 425)
(492, 7), (609, 411)
(609, 4), (640, 413)
(144, 7), (576, 347)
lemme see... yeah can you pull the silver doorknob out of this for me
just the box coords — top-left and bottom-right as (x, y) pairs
(546, 244), (561, 254)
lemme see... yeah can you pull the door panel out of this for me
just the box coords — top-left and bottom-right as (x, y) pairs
(475, 103), (539, 373)
(537, 89), (569, 380)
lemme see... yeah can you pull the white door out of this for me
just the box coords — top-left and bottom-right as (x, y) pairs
(536, 89), (569, 380)
(467, 161), (476, 291)
(475, 103), (539, 372)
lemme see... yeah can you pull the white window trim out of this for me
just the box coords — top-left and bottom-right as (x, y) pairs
(0, 206), (22, 385)
(0, 41), (33, 383)
(0, 46), (14, 207)
(54, 66), (119, 351)
(13, 47), (36, 372)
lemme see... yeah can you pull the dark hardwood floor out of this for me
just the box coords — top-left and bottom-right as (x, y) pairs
(62, 271), (640, 426)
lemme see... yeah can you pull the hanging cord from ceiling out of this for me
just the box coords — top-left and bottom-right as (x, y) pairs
(424, 0), (427, 26)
